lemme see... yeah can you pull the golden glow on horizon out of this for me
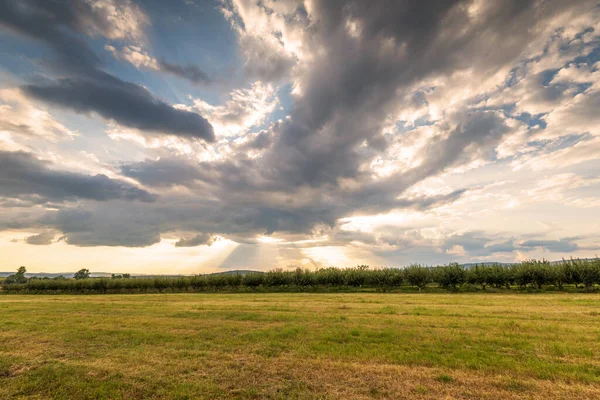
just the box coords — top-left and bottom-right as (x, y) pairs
(0, 232), (239, 275)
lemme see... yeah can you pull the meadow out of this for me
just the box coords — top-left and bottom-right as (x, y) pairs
(1, 293), (600, 399)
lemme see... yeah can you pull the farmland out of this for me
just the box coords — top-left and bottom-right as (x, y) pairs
(1, 293), (600, 399)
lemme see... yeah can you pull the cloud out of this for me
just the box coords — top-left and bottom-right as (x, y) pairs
(0, 88), (77, 142)
(192, 82), (278, 136)
(1, 0), (599, 263)
(105, 45), (211, 85)
(105, 45), (159, 69)
(237, 33), (298, 82)
(519, 239), (579, 253)
(175, 233), (217, 247)
(222, 0), (300, 82)
(0, 150), (156, 203)
(87, 0), (149, 41)
(445, 245), (466, 256)
(24, 73), (214, 141)
(44, 206), (162, 247)
(119, 157), (202, 188)
(249, 0), (590, 189)
(157, 60), (210, 85)
(0, 0), (214, 141)
(25, 231), (56, 245)
(442, 231), (518, 258)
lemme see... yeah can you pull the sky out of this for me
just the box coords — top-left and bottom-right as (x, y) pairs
(1, 0), (599, 274)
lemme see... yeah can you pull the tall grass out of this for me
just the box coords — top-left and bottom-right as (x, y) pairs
(2, 258), (599, 294)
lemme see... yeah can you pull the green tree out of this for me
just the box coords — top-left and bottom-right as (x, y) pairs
(577, 260), (600, 293)
(435, 263), (466, 291)
(403, 264), (432, 291)
(5, 266), (27, 284)
(73, 269), (90, 280)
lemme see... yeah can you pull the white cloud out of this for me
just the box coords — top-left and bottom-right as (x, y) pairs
(105, 45), (159, 70)
(0, 88), (77, 143)
(221, 0), (304, 82)
(87, 0), (149, 42)
(192, 82), (278, 137)
(445, 244), (466, 256)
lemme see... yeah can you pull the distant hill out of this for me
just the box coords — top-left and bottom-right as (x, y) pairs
(207, 270), (262, 276)
(461, 258), (595, 268)
(460, 262), (516, 268)
(0, 269), (263, 278)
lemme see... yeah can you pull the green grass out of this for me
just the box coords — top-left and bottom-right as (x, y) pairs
(1, 293), (600, 399)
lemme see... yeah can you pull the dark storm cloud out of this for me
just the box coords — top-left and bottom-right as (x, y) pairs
(120, 158), (203, 188)
(0, 151), (157, 203)
(24, 72), (214, 140)
(119, 154), (468, 220)
(25, 231), (56, 245)
(158, 59), (211, 85)
(0, 0), (102, 72)
(0, 0), (214, 141)
(175, 233), (216, 247)
(443, 231), (517, 257)
(48, 207), (162, 247)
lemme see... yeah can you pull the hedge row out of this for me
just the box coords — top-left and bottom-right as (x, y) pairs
(2, 259), (600, 294)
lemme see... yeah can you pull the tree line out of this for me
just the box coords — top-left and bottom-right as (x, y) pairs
(1, 259), (599, 294)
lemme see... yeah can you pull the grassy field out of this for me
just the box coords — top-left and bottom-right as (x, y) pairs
(1, 293), (600, 399)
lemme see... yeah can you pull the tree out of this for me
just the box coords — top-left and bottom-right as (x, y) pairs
(73, 269), (90, 280)
(435, 263), (466, 291)
(403, 264), (432, 291)
(5, 266), (27, 284)
(577, 260), (600, 293)
(467, 265), (493, 290)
